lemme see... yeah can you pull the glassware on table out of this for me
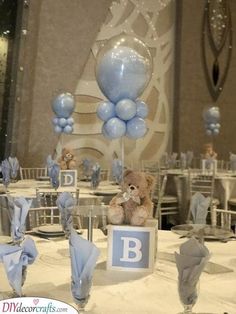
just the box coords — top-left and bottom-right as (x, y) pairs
(178, 281), (200, 314)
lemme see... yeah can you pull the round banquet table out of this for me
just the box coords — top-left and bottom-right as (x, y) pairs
(0, 230), (235, 313)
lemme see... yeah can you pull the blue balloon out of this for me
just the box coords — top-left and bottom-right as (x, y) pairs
(115, 99), (137, 121)
(54, 125), (62, 133)
(67, 117), (74, 125)
(213, 128), (220, 135)
(52, 93), (75, 118)
(52, 117), (59, 125)
(136, 100), (149, 118)
(96, 46), (151, 103)
(203, 106), (220, 123)
(126, 117), (147, 139)
(97, 101), (116, 121)
(206, 129), (212, 136)
(63, 125), (73, 134)
(209, 123), (216, 130)
(102, 123), (112, 139)
(104, 117), (126, 139)
(58, 117), (67, 127)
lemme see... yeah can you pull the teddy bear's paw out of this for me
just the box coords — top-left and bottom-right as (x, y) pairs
(130, 206), (149, 226)
(108, 206), (125, 225)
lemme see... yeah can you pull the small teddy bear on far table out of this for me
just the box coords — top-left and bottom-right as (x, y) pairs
(57, 147), (77, 170)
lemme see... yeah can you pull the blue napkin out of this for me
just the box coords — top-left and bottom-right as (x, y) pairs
(111, 159), (123, 184)
(69, 229), (100, 307)
(82, 159), (92, 179)
(56, 192), (75, 237)
(47, 156), (60, 189)
(175, 237), (210, 306)
(230, 153), (236, 171)
(169, 153), (178, 168)
(186, 151), (194, 168)
(180, 153), (187, 169)
(7, 196), (32, 243)
(91, 163), (100, 189)
(190, 192), (211, 224)
(1, 159), (11, 188)
(8, 157), (20, 179)
(0, 237), (38, 296)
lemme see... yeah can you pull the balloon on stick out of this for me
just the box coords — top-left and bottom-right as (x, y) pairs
(95, 35), (153, 141)
(203, 106), (221, 136)
(51, 92), (75, 134)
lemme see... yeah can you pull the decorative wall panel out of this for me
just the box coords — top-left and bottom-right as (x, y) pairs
(57, 0), (175, 167)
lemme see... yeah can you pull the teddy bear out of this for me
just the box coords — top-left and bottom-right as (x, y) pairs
(57, 147), (77, 170)
(108, 170), (155, 226)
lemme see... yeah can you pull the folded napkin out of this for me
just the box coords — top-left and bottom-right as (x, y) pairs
(111, 159), (123, 184)
(7, 196), (32, 243)
(1, 159), (11, 188)
(91, 163), (101, 189)
(0, 237), (38, 296)
(180, 153), (187, 170)
(175, 237), (210, 306)
(190, 192), (211, 224)
(82, 159), (92, 179)
(69, 229), (100, 307)
(8, 157), (20, 179)
(230, 153), (236, 171)
(56, 192), (75, 237)
(186, 151), (194, 168)
(47, 156), (60, 189)
(169, 153), (178, 168)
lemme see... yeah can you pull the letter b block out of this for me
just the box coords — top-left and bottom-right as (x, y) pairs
(107, 219), (158, 272)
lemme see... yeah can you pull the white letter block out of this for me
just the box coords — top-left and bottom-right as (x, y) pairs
(59, 170), (77, 190)
(107, 219), (158, 272)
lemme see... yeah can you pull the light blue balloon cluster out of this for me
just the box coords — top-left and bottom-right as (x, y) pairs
(52, 93), (75, 134)
(95, 38), (152, 140)
(97, 98), (148, 139)
(203, 106), (221, 136)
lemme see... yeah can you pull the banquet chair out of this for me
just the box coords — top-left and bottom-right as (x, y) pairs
(20, 167), (47, 180)
(212, 207), (236, 229)
(141, 160), (159, 173)
(187, 169), (219, 225)
(100, 169), (110, 181)
(153, 172), (179, 229)
(29, 188), (81, 229)
(28, 206), (59, 228)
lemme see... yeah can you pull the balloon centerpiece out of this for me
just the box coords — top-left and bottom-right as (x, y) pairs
(52, 92), (75, 134)
(95, 35), (153, 140)
(203, 106), (221, 136)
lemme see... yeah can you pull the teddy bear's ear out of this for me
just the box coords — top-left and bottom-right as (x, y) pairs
(145, 174), (155, 190)
(123, 169), (133, 178)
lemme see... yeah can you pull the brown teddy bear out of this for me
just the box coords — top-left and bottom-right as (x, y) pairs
(58, 147), (77, 170)
(108, 170), (155, 226)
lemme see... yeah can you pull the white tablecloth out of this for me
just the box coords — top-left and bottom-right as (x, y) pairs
(0, 230), (235, 313)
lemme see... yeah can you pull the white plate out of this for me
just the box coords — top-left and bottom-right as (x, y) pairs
(171, 224), (233, 240)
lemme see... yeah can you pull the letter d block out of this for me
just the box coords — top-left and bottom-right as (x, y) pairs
(59, 170), (77, 188)
(107, 219), (158, 272)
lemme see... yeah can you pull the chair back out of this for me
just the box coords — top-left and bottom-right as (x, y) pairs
(187, 169), (216, 224)
(141, 160), (159, 172)
(100, 169), (110, 181)
(20, 167), (47, 180)
(28, 188), (80, 229)
(188, 169), (215, 199)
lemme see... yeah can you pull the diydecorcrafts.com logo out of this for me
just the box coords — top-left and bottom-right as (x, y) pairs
(0, 297), (78, 313)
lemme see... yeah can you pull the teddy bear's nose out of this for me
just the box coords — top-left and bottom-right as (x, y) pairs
(130, 185), (135, 190)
